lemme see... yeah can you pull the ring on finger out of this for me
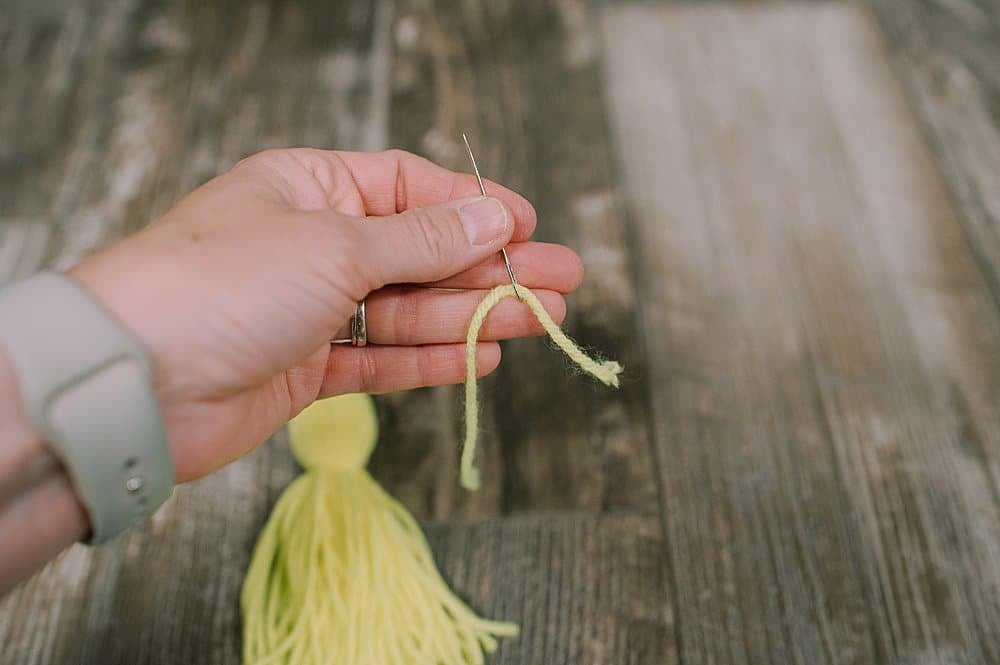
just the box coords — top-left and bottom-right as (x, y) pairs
(330, 298), (369, 346)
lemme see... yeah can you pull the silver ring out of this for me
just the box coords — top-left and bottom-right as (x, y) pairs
(329, 299), (368, 346)
(351, 299), (367, 347)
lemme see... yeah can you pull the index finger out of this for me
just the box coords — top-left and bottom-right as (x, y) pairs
(330, 149), (537, 242)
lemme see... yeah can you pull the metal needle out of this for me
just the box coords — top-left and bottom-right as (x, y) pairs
(462, 133), (522, 300)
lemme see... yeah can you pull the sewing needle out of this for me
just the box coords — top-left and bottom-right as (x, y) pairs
(462, 133), (522, 301)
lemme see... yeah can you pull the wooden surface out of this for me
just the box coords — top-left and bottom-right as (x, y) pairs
(1, 0), (999, 663)
(603, 4), (1000, 663)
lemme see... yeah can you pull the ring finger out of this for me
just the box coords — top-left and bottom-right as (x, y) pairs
(333, 286), (567, 346)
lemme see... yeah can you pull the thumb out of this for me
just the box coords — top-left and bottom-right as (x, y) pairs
(355, 196), (514, 287)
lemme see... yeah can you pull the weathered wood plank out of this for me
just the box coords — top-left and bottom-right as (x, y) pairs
(374, 0), (659, 518)
(1, 0), (666, 661)
(426, 514), (675, 665)
(9, 0), (1000, 662)
(1, 511), (674, 665)
(0, 0), (381, 267)
(601, 3), (1000, 664)
(867, 0), (1000, 311)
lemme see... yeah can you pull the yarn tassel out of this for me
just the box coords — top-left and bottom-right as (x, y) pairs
(241, 392), (517, 665)
(460, 284), (623, 490)
(243, 284), (621, 662)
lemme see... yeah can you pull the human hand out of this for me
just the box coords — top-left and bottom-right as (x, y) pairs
(69, 149), (583, 482)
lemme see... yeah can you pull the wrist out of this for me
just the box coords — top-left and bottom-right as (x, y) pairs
(66, 261), (184, 477)
(0, 350), (48, 498)
(0, 349), (90, 592)
(1, 271), (177, 544)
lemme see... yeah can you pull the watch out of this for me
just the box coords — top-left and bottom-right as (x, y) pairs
(0, 271), (174, 543)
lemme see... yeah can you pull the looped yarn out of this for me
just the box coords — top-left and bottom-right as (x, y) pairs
(461, 284), (623, 490)
(242, 284), (622, 664)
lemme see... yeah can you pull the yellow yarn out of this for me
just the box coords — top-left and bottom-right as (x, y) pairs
(242, 393), (518, 665)
(460, 285), (623, 490)
(242, 285), (622, 661)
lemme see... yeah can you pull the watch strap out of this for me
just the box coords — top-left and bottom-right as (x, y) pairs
(0, 271), (174, 543)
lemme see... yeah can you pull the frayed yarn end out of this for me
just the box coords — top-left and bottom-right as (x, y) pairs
(460, 284), (623, 491)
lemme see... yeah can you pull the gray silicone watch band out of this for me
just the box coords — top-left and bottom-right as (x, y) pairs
(0, 271), (174, 543)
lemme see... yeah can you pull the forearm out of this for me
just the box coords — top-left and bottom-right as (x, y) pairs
(0, 351), (89, 594)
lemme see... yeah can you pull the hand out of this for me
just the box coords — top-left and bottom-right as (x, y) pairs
(69, 148), (583, 482)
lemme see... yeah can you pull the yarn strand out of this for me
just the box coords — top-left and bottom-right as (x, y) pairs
(461, 284), (623, 490)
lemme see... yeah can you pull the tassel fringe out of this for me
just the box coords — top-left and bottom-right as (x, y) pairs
(242, 468), (517, 664)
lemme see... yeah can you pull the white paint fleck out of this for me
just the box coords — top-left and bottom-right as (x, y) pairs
(50, 545), (94, 593)
(43, 4), (87, 95)
(572, 190), (633, 307)
(148, 491), (178, 535)
(317, 49), (363, 148)
(421, 128), (460, 166)
(556, 0), (595, 69)
(573, 188), (615, 222)
(0, 218), (50, 285)
(928, 0), (990, 30)
(140, 14), (192, 53)
(395, 15), (420, 51)
(867, 412), (899, 450)
(360, 0), (395, 152)
(579, 245), (630, 299)
(231, 2), (270, 76)
(321, 49), (363, 89)
(52, 70), (162, 270)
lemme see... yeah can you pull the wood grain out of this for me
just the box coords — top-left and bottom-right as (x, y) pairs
(0, 509), (674, 664)
(1, 0), (663, 661)
(4, 0), (1000, 662)
(868, 0), (1000, 313)
(0, 0), (384, 662)
(424, 514), (675, 665)
(369, 0), (658, 518)
(601, 3), (1000, 663)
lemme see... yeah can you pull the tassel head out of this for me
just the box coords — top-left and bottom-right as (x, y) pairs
(288, 391), (377, 472)
(243, 393), (518, 664)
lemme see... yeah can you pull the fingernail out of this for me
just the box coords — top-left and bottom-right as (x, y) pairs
(459, 198), (508, 246)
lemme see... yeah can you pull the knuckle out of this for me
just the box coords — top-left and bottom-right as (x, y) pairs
(382, 148), (410, 161)
(408, 208), (457, 267)
(301, 215), (371, 305)
(256, 147), (287, 161)
(356, 350), (380, 394)
(382, 149), (409, 212)
(335, 250), (373, 303)
(239, 148), (287, 169)
(390, 286), (421, 344)
(550, 295), (568, 326)
(231, 149), (297, 188)
(333, 222), (366, 271)
(414, 345), (434, 386)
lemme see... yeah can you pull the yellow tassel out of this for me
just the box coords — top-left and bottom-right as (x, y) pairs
(241, 393), (518, 665)
(460, 284), (623, 490)
(242, 285), (622, 661)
